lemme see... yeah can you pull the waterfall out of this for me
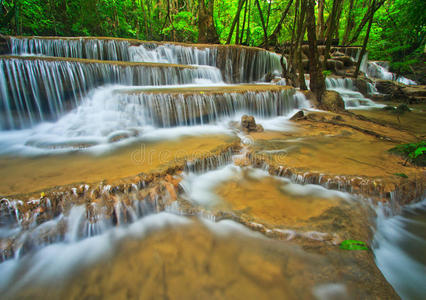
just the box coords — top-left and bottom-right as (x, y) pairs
(8, 36), (282, 83)
(0, 56), (222, 129)
(0, 86), (303, 154)
(366, 61), (417, 85)
(325, 77), (384, 109)
(116, 88), (297, 127)
(373, 200), (426, 299)
(10, 37), (131, 61)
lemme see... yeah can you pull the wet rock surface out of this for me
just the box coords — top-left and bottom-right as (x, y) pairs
(241, 115), (264, 133)
(320, 91), (345, 112)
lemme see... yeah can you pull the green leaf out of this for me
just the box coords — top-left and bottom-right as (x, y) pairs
(411, 147), (426, 159)
(393, 173), (408, 178)
(340, 240), (369, 251)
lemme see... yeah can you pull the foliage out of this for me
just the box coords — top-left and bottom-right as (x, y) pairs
(393, 173), (408, 178)
(368, 0), (426, 74)
(0, 0), (423, 71)
(340, 240), (369, 251)
(322, 70), (332, 77)
(389, 141), (426, 166)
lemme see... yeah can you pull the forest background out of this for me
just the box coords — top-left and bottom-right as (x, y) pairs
(0, 0), (425, 74)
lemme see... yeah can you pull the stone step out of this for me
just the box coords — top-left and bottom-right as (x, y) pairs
(117, 84), (293, 96)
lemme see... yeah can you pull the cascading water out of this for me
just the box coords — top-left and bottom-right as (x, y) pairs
(2, 36), (413, 299)
(8, 36), (282, 83)
(0, 56), (222, 129)
(325, 77), (384, 109)
(366, 61), (417, 85)
(373, 199), (426, 299)
(10, 37), (131, 61)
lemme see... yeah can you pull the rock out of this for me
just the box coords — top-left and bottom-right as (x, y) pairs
(354, 77), (372, 97)
(108, 133), (131, 143)
(332, 115), (344, 121)
(265, 72), (274, 82)
(331, 51), (345, 57)
(320, 91), (345, 112)
(108, 130), (139, 143)
(401, 85), (426, 103)
(0, 35), (10, 55)
(290, 110), (305, 121)
(241, 115), (263, 132)
(238, 252), (281, 284)
(333, 56), (354, 67)
(326, 59), (344, 72)
(375, 80), (405, 98)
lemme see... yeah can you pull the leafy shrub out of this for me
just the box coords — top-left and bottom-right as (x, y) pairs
(389, 141), (426, 166)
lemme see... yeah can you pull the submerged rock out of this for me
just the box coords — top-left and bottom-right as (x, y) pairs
(290, 110), (305, 121)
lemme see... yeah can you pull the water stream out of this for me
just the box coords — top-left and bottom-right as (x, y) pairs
(0, 37), (423, 299)
(373, 200), (426, 299)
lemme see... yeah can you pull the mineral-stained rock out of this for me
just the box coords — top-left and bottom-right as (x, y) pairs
(290, 110), (305, 121)
(354, 77), (372, 97)
(320, 91), (345, 112)
(333, 55), (354, 67)
(241, 115), (263, 132)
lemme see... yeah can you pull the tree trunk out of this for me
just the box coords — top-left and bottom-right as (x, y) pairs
(296, 1), (307, 90)
(198, 0), (220, 43)
(342, 0), (355, 45)
(348, 0), (385, 45)
(235, 8), (240, 44)
(255, 0), (268, 48)
(226, 0), (246, 44)
(263, 0), (293, 47)
(317, 0), (325, 40)
(305, 0), (325, 102)
(355, 0), (376, 78)
(240, 0), (248, 44)
(245, 0), (252, 45)
(324, 0), (343, 64)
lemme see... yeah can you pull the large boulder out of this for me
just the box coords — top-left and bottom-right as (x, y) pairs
(332, 55), (354, 67)
(241, 115), (264, 133)
(354, 77), (373, 97)
(374, 80), (426, 102)
(374, 80), (405, 97)
(320, 91), (345, 112)
(0, 35), (10, 55)
(401, 85), (426, 103)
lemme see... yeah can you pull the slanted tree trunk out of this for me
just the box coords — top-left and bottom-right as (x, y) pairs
(296, 1), (307, 90)
(282, 0), (299, 87)
(355, 0), (376, 78)
(342, 0), (355, 44)
(305, 0), (325, 102)
(348, 0), (385, 45)
(245, 0), (252, 45)
(262, 0), (293, 47)
(226, 0), (246, 44)
(324, 0), (344, 64)
(240, 0), (248, 44)
(198, 0), (220, 43)
(255, 0), (268, 48)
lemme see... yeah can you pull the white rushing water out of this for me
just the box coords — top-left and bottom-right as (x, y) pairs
(366, 61), (417, 85)
(9, 36), (283, 83)
(373, 199), (426, 299)
(180, 165), (352, 208)
(325, 77), (385, 109)
(0, 84), (309, 155)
